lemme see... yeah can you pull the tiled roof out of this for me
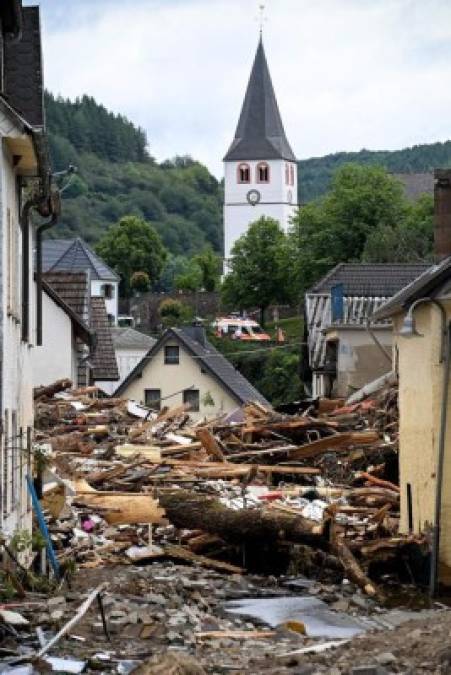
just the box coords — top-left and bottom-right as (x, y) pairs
(42, 280), (93, 347)
(224, 38), (296, 162)
(4, 6), (44, 127)
(90, 297), (120, 381)
(115, 326), (270, 407)
(372, 257), (451, 321)
(308, 263), (430, 297)
(43, 272), (91, 325)
(394, 173), (434, 202)
(42, 238), (120, 282)
(111, 327), (156, 351)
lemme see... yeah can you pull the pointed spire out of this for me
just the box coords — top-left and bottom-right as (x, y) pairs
(224, 39), (296, 162)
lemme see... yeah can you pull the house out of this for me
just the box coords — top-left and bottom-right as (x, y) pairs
(32, 280), (93, 388)
(305, 262), (429, 398)
(42, 272), (119, 389)
(42, 238), (120, 324)
(97, 328), (156, 396)
(371, 169), (451, 591)
(0, 2), (58, 538)
(115, 325), (270, 419)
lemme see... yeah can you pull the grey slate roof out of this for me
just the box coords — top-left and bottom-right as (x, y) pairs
(115, 326), (271, 407)
(224, 38), (296, 162)
(111, 327), (156, 351)
(43, 272), (91, 325)
(372, 257), (451, 321)
(308, 263), (430, 297)
(42, 238), (120, 282)
(394, 173), (434, 202)
(4, 6), (44, 128)
(90, 297), (120, 381)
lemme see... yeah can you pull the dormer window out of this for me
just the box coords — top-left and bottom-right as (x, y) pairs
(237, 163), (251, 183)
(257, 162), (270, 183)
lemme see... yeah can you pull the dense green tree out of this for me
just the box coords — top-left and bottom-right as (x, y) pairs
(289, 164), (410, 293)
(194, 247), (222, 292)
(159, 298), (193, 327)
(96, 215), (167, 296)
(175, 260), (203, 292)
(222, 217), (292, 325)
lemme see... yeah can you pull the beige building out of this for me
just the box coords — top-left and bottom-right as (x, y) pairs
(372, 169), (451, 591)
(305, 263), (428, 398)
(115, 326), (270, 420)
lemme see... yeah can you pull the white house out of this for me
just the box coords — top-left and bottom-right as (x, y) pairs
(115, 325), (270, 420)
(32, 280), (93, 388)
(97, 327), (156, 396)
(42, 238), (120, 324)
(0, 2), (58, 538)
(223, 37), (298, 261)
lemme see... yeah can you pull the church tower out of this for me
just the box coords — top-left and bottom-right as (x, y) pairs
(223, 37), (298, 261)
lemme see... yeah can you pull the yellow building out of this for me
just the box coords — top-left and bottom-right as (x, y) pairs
(372, 169), (451, 591)
(115, 325), (270, 420)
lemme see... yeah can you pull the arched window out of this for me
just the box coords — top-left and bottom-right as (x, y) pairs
(237, 163), (251, 183)
(257, 162), (270, 183)
(285, 163), (290, 185)
(290, 164), (295, 186)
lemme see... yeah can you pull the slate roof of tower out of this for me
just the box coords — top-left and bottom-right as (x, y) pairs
(224, 38), (296, 162)
(111, 327), (156, 351)
(42, 238), (120, 282)
(115, 327), (271, 407)
(308, 263), (430, 297)
(43, 272), (91, 324)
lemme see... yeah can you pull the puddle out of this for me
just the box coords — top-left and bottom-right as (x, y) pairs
(225, 596), (373, 639)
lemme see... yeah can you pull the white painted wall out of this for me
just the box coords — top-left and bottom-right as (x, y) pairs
(120, 339), (239, 421)
(224, 159), (298, 259)
(32, 291), (77, 388)
(91, 279), (119, 324)
(97, 346), (148, 396)
(0, 131), (33, 539)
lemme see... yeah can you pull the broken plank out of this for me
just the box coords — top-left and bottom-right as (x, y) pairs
(196, 428), (226, 462)
(163, 544), (244, 574)
(288, 431), (380, 460)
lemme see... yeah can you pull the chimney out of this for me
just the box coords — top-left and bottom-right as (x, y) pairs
(183, 320), (206, 347)
(434, 169), (451, 261)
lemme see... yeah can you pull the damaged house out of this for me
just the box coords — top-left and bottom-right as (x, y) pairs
(0, 2), (58, 536)
(305, 262), (429, 398)
(372, 169), (451, 591)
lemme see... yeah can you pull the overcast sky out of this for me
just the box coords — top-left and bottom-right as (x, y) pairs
(28, 0), (451, 177)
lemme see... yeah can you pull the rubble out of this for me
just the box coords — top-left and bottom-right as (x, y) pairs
(0, 379), (436, 672)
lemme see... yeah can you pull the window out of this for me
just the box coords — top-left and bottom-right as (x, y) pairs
(237, 163), (251, 183)
(101, 284), (114, 299)
(285, 163), (290, 185)
(145, 389), (161, 411)
(164, 345), (180, 364)
(290, 164), (295, 186)
(257, 162), (270, 183)
(183, 389), (200, 412)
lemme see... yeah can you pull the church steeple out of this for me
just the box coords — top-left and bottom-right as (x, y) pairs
(224, 38), (296, 162)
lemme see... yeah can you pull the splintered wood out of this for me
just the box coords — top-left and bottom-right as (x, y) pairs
(34, 379), (424, 595)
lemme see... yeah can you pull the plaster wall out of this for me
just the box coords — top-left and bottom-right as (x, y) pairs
(0, 135), (33, 538)
(224, 159), (298, 259)
(120, 340), (239, 421)
(91, 279), (118, 324)
(97, 347), (148, 397)
(394, 300), (451, 571)
(32, 292), (77, 387)
(332, 328), (393, 398)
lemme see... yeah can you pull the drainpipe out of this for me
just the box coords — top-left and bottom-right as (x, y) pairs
(21, 197), (43, 343)
(36, 212), (58, 346)
(430, 320), (451, 596)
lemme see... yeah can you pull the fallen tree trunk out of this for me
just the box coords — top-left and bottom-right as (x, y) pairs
(158, 489), (325, 545)
(34, 378), (72, 400)
(331, 535), (379, 598)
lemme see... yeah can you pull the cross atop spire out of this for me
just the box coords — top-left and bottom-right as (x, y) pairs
(258, 4), (267, 37)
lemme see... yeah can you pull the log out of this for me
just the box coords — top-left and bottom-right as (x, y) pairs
(196, 428), (226, 462)
(163, 544), (244, 574)
(288, 431), (380, 461)
(74, 480), (166, 525)
(34, 378), (73, 400)
(158, 489), (325, 545)
(331, 534), (378, 597)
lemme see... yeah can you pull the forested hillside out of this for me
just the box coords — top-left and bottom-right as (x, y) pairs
(299, 142), (451, 201)
(45, 93), (223, 255)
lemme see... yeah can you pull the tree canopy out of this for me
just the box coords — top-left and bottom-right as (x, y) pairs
(221, 217), (293, 324)
(96, 215), (167, 297)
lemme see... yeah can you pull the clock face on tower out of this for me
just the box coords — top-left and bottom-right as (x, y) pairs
(246, 189), (261, 206)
